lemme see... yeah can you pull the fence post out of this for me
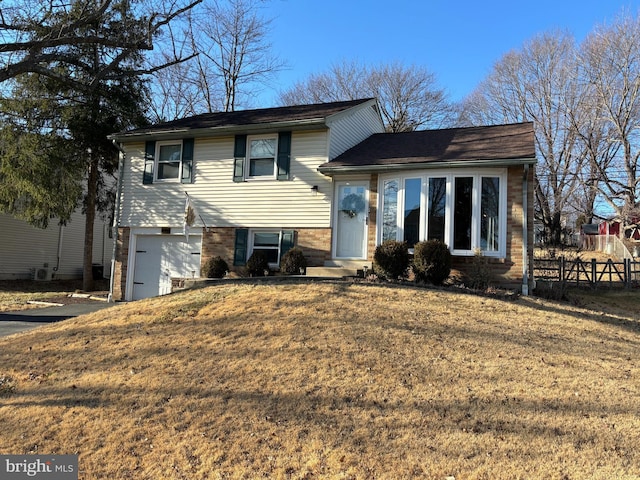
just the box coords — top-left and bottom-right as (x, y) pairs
(591, 258), (597, 289)
(559, 256), (564, 283)
(625, 258), (631, 289)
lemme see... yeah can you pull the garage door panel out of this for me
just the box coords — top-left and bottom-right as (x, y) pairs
(132, 235), (202, 300)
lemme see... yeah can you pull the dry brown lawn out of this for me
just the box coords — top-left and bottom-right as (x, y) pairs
(1, 280), (640, 479)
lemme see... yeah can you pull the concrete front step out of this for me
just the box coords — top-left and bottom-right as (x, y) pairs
(305, 267), (356, 278)
(324, 260), (372, 269)
(306, 261), (372, 278)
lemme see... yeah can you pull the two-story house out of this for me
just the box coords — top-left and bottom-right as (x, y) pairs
(108, 98), (536, 301)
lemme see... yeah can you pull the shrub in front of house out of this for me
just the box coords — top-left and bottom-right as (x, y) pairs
(280, 247), (307, 274)
(469, 248), (491, 290)
(202, 256), (229, 279)
(413, 240), (452, 285)
(373, 240), (410, 280)
(246, 251), (270, 277)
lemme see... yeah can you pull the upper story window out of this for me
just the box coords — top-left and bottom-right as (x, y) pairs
(143, 138), (194, 185)
(233, 132), (291, 182)
(247, 135), (277, 178)
(156, 141), (183, 181)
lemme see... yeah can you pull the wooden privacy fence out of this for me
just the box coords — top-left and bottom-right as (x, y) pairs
(534, 256), (640, 289)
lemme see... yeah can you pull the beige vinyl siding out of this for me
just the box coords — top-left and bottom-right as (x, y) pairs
(120, 130), (333, 229)
(0, 212), (113, 280)
(327, 101), (385, 159)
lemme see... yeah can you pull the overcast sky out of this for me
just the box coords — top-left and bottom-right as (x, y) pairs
(259, 0), (638, 106)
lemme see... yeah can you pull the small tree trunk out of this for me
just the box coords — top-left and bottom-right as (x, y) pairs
(82, 152), (98, 292)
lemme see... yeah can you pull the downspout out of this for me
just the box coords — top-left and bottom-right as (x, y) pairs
(53, 224), (64, 276)
(108, 140), (126, 303)
(522, 164), (530, 296)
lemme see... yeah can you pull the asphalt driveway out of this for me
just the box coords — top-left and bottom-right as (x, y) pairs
(0, 303), (116, 337)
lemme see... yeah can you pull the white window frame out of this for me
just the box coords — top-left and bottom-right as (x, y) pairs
(377, 169), (507, 257)
(249, 229), (282, 267)
(155, 140), (183, 182)
(246, 134), (278, 180)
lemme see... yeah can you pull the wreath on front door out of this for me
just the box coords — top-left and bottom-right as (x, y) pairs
(340, 193), (366, 218)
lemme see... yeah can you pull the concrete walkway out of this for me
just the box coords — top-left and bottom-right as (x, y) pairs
(0, 303), (116, 337)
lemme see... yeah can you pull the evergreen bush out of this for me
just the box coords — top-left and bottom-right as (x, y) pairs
(469, 248), (491, 290)
(246, 250), (270, 277)
(413, 240), (451, 285)
(280, 247), (307, 274)
(373, 240), (410, 280)
(202, 256), (229, 279)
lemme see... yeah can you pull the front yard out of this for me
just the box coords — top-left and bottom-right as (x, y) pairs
(1, 281), (639, 478)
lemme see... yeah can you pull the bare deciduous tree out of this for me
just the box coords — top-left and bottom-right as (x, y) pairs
(580, 13), (640, 219)
(459, 31), (584, 244)
(280, 60), (455, 132)
(150, 0), (285, 118)
(0, 0), (201, 89)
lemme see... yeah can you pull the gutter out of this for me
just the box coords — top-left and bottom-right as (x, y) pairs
(108, 140), (126, 303)
(108, 118), (329, 143)
(522, 164), (530, 296)
(318, 157), (537, 175)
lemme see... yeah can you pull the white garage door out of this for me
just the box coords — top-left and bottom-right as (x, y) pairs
(132, 235), (202, 300)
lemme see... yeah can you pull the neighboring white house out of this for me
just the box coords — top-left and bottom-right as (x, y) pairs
(0, 211), (113, 281)
(109, 98), (536, 301)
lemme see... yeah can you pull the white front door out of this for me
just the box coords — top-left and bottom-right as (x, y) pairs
(335, 182), (369, 259)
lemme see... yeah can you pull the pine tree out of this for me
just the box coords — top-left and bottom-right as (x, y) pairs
(0, 0), (151, 290)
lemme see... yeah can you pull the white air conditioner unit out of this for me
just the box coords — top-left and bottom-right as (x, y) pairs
(33, 267), (53, 281)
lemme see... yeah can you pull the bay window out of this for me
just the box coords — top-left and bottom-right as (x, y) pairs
(427, 177), (446, 242)
(481, 177), (500, 252)
(453, 177), (473, 250)
(381, 179), (399, 242)
(403, 178), (422, 248)
(378, 171), (505, 257)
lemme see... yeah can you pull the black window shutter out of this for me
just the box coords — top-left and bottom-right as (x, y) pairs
(280, 230), (295, 256)
(233, 228), (249, 266)
(277, 131), (291, 180)
(233, 134), (247, 182)
(143, 141), (155, 184)
(181, 138), (194, 184)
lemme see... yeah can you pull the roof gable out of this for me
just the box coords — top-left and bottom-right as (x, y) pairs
(319, 122), (536, 173)
(111, 98), (378, 140)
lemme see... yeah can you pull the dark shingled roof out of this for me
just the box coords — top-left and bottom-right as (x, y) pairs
(320, 122), (535, 172)
(115, 98), (376, 138)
